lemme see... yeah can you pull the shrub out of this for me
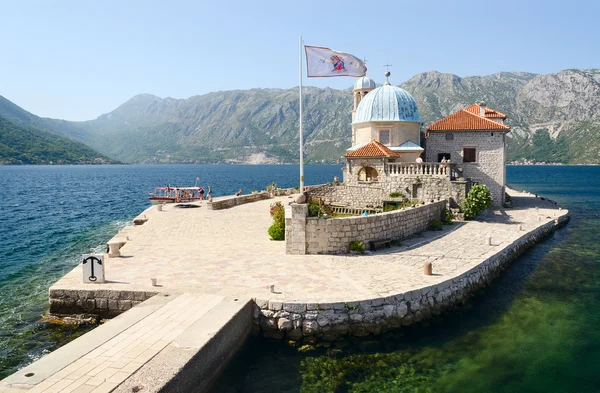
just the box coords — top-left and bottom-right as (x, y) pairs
(442, 208), (455, 224)
(307, 199), (321, 217)
(268, 223), (285, 240)
(461, 184), (493, 220)
(383, 204), (397, 212)
(349, 241), (364, 254)
(428, 220), (444, 231)
(268, 202), (285, 240)
(388, 192), (402, 198)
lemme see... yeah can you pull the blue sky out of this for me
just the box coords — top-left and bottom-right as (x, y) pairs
(1, 0), (598, 121)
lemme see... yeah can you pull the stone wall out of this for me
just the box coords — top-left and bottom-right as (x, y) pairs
(286, 201), (446, 255)
(256, 214), (570, 341)
(49, 288), (158, 318)
(308, 183), (387, 208)
(285, 204), (308, 255)
(426, 131), (506, 206)
(309, 178), (468, 208)
(207, 192), (271, 210)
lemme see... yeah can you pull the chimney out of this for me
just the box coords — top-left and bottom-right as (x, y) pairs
(480, 101), (486, 117)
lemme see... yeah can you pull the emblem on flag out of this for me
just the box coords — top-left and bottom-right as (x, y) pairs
(305, 46), (366, 78)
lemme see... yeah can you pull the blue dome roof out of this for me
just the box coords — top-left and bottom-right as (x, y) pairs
(353, 85), (421, 124)
(353, 76), (376, 90)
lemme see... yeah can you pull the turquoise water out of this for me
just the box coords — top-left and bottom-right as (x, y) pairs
(0, 164), (342, 380)
(2, 165), (599, 391)
(210, 166), (600, 393)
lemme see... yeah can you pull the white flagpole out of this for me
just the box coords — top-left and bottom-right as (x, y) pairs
(299, 35), (304, 195)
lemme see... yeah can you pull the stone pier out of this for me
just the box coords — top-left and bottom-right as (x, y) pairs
(0, 188), (569, 392)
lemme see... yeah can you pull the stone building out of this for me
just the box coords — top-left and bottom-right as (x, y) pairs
(335, 73), (467, 208)
(426, 103), (510, 206)
(292, 75), (511, 254)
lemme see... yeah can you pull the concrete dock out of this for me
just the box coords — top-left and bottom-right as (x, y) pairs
(1, 294), (252, 393)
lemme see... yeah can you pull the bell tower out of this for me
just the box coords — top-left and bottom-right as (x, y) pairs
(352, 76), (376, 123)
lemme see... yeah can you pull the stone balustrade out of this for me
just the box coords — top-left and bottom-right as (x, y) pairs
(386, 162), (455, 178)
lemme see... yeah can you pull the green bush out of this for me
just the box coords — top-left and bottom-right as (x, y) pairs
(383, 204), (398, 212)
(442, 208), (455, 224)
(268, 202), (285, 240)
(388, 192), (402, 198)
(349, 241), (364, 254)
(307, 199), (321, 217)
(428, 220), (444, 231)
(268, 223), (285, 240)
(461, 184), (493, 220)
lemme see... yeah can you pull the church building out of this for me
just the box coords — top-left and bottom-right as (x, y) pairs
(337, 73), (509, 207)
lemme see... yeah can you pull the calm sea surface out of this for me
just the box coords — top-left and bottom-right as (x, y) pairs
(1, 165), (599, 392)
(0, 164), (341, 379)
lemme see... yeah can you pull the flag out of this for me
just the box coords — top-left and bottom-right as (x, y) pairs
(305, 46), (366, 78)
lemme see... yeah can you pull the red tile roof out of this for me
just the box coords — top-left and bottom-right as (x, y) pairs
(464, 104), (507, 119)
(427, 106), (510, 131)
(344, 140), (400, 158)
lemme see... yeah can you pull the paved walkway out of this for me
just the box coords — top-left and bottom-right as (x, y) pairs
(51, 189), (566, 303)
(0, 293), (250, 393)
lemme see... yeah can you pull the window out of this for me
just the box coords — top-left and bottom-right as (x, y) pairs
(445, 133), (454, 140)
(463, 148), (477, 163)
(437, 153), (451, 162)
(379, 130), (390, 145)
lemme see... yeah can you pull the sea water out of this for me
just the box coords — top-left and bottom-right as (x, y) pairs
(0, 164), (341, 379)
(1, 165), (599, 391)
(209, 166), (600, 393)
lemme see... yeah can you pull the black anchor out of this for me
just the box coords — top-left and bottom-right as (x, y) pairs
(82, 256), (102, 282)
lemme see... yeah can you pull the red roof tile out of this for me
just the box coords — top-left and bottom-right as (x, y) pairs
(427, 108), (510, 131)
(464, 104), (507, 119)
(344, 140), (400, 158)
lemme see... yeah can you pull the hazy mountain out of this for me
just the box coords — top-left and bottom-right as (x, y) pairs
(76, 87), (353, 163)
(1, 68), (599, 164)
(0, 115), (116, 165)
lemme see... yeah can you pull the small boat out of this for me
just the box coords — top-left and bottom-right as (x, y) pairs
(148, 186), (203, 205)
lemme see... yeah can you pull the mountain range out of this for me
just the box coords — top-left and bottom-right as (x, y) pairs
(0, 97), (116, 165)
(1, 68), (599, 165)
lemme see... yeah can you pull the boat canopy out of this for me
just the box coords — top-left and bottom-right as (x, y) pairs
(154, 187), (201, 190)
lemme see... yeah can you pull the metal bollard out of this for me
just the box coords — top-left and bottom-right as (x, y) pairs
(151, 278), (158, 287)
(485, 235), (492, 245)
(518, 224), (523, 231)
(269, 283), (276, 293)
(424, 262), (432, 276)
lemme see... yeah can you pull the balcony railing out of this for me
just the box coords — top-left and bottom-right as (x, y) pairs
(385, 162), (457, 179)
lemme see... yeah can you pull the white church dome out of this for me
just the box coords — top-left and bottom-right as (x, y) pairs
(353, 84), (421, 124)
(353, 76), (376, 91)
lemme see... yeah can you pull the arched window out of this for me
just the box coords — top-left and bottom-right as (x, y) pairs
(358, 166), (378, 182)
